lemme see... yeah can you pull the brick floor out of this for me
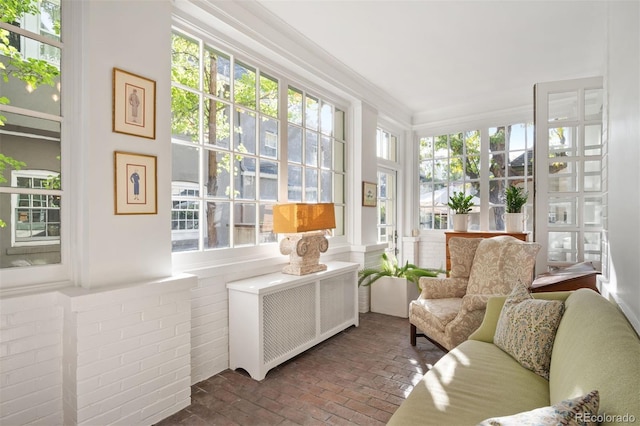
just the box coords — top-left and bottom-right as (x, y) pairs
(155, 312), (446, 425)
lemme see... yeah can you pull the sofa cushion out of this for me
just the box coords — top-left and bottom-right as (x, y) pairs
(494, 282), (564, 379)
(477, 390), (599, 426)
(387, 340), (550, 425)
(549, 289), (640, 424)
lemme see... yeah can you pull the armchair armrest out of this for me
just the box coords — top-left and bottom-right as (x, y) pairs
(460, 294), (493, 312)
(418, 277), (468, 299)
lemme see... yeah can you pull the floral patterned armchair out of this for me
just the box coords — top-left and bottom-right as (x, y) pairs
(409, 235), (541, 351)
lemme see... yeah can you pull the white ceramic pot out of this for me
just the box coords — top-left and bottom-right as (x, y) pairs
(504, 212), (524, 232)
(452, 214), (468, 232)
(370, 276), (420, 318)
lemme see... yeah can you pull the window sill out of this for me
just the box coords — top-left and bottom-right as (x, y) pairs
(6, 245), (60, 255)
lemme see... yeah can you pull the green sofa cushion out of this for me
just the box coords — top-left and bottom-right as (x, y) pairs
(387, 340), (549, 425)
(549, 289), (640, 425)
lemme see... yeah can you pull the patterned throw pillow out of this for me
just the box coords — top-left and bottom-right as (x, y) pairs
(477, 390), (600, 426)
(494, 281), (564, 379)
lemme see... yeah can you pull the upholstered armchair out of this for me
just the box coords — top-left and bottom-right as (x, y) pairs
(409, 235), (541, 351)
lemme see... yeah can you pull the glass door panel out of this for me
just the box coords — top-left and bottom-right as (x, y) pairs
(534, 77), (604, 274)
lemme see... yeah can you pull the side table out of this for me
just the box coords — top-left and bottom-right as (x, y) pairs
(530, 263), (600, 293)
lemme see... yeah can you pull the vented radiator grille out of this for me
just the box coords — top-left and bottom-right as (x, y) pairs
(320, 273), (355, 333)
(263, 283), (316, 363)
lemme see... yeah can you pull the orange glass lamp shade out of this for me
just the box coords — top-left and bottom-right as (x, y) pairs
(273, 203), (336, 275)
(273, 203), (336, 234)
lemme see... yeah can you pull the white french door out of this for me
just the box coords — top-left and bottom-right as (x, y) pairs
(533, 76), (605, 275)
(377, 168), (398, 255)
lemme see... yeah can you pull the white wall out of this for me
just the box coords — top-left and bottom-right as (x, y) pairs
(78, 0), (173, 288)
(603, 1), (640, 332)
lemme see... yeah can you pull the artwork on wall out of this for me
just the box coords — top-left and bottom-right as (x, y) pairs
(114, 151), (157, 215)
(362, 181), (377, 207)
(112, 68), (156, 139)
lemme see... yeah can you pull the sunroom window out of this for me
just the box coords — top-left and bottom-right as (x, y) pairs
(170, 28), (347, 255)
(0, 0), (63, 270)
(419, 123), (534, 231)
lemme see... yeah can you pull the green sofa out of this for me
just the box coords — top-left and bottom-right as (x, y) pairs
(388, 289), (640, 425)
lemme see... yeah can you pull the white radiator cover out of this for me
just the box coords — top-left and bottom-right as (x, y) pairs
(227, 261), (359, 380)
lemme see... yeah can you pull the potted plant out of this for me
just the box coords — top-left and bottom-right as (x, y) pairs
(358, 252), (441, 318)
(448, 191), (474, 232)
(504, 185), (528, 232)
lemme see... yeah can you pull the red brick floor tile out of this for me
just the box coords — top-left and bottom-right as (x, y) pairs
(154, 312), (445, 426)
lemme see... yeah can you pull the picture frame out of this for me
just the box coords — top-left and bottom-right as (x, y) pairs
(362, 181), (377, 207)
(112, 68), (156, 139)
(114, 151), (157, 215)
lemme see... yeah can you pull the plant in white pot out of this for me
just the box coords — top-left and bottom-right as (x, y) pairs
(504, 185), (528, 232)
(358, 253), (441, 318)
(448, 191), (474, 232)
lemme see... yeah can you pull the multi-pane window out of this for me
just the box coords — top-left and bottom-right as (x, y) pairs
(377, 128), (397, 162)
(0, 0), (62, 269)
(171, 30), (279, 252)
(286, 87), (346, 235)
(376, 127), (398, 245)
(12, 171), (61, 243)
(419, 124), (534, 231)
(487, 124), (534, 230)
(171, 29), (347, 254)
(419, 131), (479, 230)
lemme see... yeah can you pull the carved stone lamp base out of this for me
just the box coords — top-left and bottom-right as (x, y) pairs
(279, 231), (329, 275)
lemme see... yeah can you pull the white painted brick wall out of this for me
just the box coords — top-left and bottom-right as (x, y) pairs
(0, 292), (64, 426)
(57, 274), (196, 426)
(418, 232), (447, 271)
(190, 276), (229, 384)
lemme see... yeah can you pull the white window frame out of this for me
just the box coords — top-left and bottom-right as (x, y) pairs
(417, 118), (535, 232)
(0, 0), (72, 291)
(10, 169), (61, 247)
(376, 127), (399, 246)
(170, 20), (350, 269)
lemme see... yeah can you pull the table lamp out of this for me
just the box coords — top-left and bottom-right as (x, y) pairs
(273, 203), (336, 275)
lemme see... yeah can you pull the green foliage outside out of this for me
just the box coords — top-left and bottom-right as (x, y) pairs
(0, 0), (60, 227)
(170, 31), (280, 245)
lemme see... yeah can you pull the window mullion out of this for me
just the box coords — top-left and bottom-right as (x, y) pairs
(479, 127), (490, 230)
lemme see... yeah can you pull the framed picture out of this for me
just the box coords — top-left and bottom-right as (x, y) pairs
(112, 68), (156, 139)
(114, 151), (157, 215)
(362, 181), (377, 207)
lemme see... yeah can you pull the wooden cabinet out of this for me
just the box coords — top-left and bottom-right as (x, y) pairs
(444, 231), (528, 272)
(227, 261), (359, 380)
(530, 262), (600, 293)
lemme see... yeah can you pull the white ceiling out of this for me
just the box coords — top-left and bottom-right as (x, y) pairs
(254, 0), (606, 122)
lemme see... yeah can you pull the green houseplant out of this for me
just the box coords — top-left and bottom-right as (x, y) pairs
(505, 185), (528, 213)
(358, 252), (441, 318)
(447, 191), (474, 214)
(358, 252), (440, 290)
(448, 191), (474, 231)
(504, 185), (528, 232)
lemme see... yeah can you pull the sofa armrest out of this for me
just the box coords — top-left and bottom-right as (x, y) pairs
(419, 277), (468, 299)
(468, 291), (573, 343)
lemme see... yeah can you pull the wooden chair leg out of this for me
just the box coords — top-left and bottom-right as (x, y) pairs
(410, 323), (417, 346)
